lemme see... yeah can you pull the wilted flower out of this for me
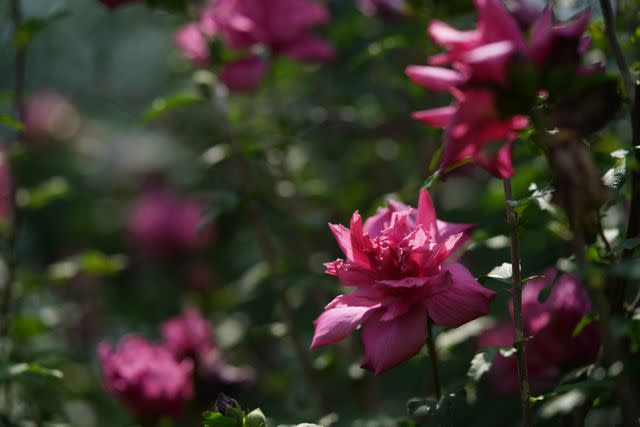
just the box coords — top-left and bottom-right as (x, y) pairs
(311, 190), (496, 374)
(127, 184), (213, 258)
(175, 0), (335, 91)
(406, 0), (593, 177)
(477, 270), (599, 393)
(98, 335), (194, 420)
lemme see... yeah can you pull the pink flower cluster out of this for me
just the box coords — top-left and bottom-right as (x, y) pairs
(99, 308), (251, 420)
(127, 184), (213, 258)
(477, 270), (599, 393)
(311, 190), (496, 374)
(406, 0), (592, 178)
(175, 0), (335, 91)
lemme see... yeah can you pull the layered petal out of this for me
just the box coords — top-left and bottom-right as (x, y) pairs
(311, 298), (381, 349)
(411, 106), (455, 128)
(425, 263), (495, 327)
(360, 308), (427, 374)
(405, 66), (466, 92)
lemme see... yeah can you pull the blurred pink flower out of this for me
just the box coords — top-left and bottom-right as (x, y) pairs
(174, 23), (211, 68)
(311, 190), (495, 374)
(98, 335), (194, 420)
(477, 270), (599, 394)
(22, 90), (81, 141)
(127, 185), (213, 258)
(98, 0), (137, 8)
(162, 308), (217, 362)
(161, 308), (254, 399)
(407, 0), (592, 178)
(176, 0), (335, 90)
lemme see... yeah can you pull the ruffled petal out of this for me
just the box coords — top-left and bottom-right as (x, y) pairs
(411, 106), (456, 128)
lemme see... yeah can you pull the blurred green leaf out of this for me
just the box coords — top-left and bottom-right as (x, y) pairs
(573, 313), (599, 337)
(141, 92), (203, 122)
(48, 250), (127, 282)
(0, 114), (24, 131)
(407, 390), (470, 426)
(0, 363), (63, 381)
(17, 177), (70, 210)
(145, 0), (187, 12)
(202, 411), (240, 427)
(467, 348), (498, 383)
(610, 238), (640, 254)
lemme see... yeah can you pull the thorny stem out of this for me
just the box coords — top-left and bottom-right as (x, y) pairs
(599, 0), (635, 103)
(503, 179), (531, 427)
(1, 0), (26, 416)
(208, 82), (328, 414)
(569, 222), (640, 427)
(425, 317), (441, 400)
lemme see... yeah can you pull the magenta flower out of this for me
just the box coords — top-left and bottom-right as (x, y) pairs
(98, 336), (194, 420)
(311, 190), (496, 374)
(127, 185), (213, 258)
(477, 270), (599, 394)
(175, 0), (334, 90)
(161, 308), (217, 362)
(406, 0), (592, 178)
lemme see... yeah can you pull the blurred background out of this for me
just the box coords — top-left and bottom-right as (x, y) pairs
(0, 0), (637, 426)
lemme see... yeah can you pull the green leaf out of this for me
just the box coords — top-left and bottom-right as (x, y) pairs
(17, 177), (70, 210)
(0, 363), (63, 381)
(480, 262), (512, 285)
(202, 411), (241, 427)
(407, 390), (470, 426)
(0, 114), (24, 132)
(141, 92), (203, 122)
(602, 155), (626, 192)
(420, 169), (441, 190)
(467, 348), (498, 383)
(610, 238), (640, 254)
(48, 251), (127, 281)
(572, 313), (599, 337)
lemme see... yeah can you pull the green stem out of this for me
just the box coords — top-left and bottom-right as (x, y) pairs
(503, 179), (531, 427)
(425, 317), (442, 399)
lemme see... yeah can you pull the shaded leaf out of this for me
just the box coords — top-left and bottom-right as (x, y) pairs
(0, 114), (24, 131)
(202, 411), (241, 427)
(141, 92), (203, 122)
(572, 313), (599, 337)
(48, 251), (127, 281)
(17, 177), (70, 210)
(0, 363), (63, 381)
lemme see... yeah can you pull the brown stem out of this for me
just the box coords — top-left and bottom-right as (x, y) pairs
(1, 0), (26, 416)
(599, 0), (635, 103)
(425, 317), (441, 399)
(503, 179), (532, 427)
(208, 82), (328, 414)
(569, 222), (640, 427)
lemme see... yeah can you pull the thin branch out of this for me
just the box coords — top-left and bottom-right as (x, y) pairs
(503, 179), (531, 427)
(599, 0), (635, 103)
(1, 0), (26, 417)
(208, 82), (328, 414)
(425, 317), (442, 399)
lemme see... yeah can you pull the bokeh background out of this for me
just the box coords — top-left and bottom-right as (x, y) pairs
(0, 0), (637, 426)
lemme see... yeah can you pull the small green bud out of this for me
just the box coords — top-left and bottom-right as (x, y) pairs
(246, 408), (267, 427)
